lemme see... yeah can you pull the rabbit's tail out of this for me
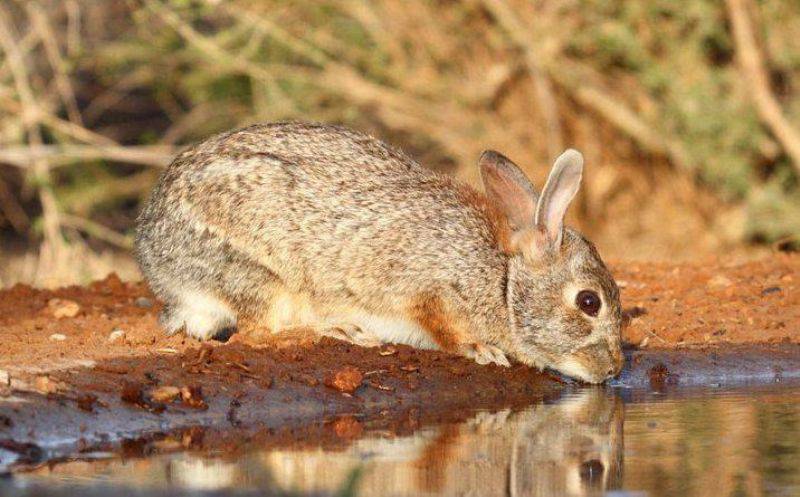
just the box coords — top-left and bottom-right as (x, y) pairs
(159, 289), (237, 341)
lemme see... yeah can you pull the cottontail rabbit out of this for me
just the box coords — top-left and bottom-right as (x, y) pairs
(135, 122), (622, 383)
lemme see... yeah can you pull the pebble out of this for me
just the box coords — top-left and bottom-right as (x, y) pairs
(34, 375), (58, 394)
(325, 365), (363, 394)
(48, 298), (81, 319)
(706, 274), (733, 289)
(108, 329), (126, 343)
(49, 333), (67, 341)
(134, 297), (153, 308)
(149, 386), (181, 403)
(378, 345), (398, 356)
(0, 369), (9, 386)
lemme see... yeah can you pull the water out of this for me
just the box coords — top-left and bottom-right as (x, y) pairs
(6, 386), (800, 497)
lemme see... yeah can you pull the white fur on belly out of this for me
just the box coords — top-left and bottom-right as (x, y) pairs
(344, 312), (438, 350)
(266, 289), (438, 349)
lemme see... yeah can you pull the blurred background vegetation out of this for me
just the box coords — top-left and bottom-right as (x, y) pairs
(1, 0), (799, 288)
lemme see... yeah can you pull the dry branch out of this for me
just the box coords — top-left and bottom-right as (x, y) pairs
(482, 0), (691, 170)
(0, 179), (29, 233)
(153, 0), (480, 165)
(0, 4), (65, 270)
(480, 0), (563, 158)
(726, 0), (800, 174)
(0, 92), (117, 147)
(26, 3), (84, 126)
(0, 144), (175, 168)
(60, 214), (133, 249)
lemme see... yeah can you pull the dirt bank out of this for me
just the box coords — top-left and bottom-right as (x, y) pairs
(616, 255), (798, 346)
(0, 255), (797, 471)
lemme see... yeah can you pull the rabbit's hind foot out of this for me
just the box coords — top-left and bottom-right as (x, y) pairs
(318, 324), (382, 348)
(159, 290), (237, 341)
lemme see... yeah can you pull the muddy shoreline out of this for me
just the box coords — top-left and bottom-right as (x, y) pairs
(1, 255), (799, 473)
(1, 342), (798, 474)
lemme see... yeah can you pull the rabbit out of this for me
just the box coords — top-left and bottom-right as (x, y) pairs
(135, 122), (623, 383)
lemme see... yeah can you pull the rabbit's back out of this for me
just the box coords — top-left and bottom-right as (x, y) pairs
(137, 122), (508, 327)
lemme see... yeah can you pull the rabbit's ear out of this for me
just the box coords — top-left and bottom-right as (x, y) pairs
(534, 149), (583, 248)
(479, 150), (539, 230)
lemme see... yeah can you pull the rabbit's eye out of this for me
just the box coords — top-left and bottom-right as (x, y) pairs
(576, 290), (601, 317)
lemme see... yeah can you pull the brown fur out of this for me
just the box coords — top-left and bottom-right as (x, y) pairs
(409, 294), (463, 352)
(453, 182), (513, 254)
(135, 122), (622, 383)
(413, 424), (461, 492)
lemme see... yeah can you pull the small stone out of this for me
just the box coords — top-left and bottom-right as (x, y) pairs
(761, 286), (782, 296)
(34, 375), (58, 394)
(121, 381), (165, 413)
(48, 299), (81, 318)
(134, 297), (153, 308)
(325, 365), (363, 394)
(108, 329), (126, 343)
(0, 369), (9, 387)
(149, 386), (181, 403)
(332, 415), (363, 439)
(180, 385), (208, 410)
(706, 274), (732, 289)
(378, 345), (397, 356)
(49, 333), (67, 341)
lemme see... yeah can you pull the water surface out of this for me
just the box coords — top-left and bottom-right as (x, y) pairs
(8, 385), (800, 497)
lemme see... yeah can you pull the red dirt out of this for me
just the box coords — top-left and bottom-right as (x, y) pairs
(0, 255), (796, 375)
(615, 254), (798, 346)
(0, 255), (796, 405)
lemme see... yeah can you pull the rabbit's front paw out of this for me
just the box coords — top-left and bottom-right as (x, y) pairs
(461, 343), (511, 367)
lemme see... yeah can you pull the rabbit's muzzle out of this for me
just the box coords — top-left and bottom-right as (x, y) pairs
(553, 340), (624, 384)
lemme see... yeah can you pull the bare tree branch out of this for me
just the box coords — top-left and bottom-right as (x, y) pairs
(481, 0), (563, 158)
(0, 144), (175, 168)
(482, 0), (692, 170)
(726, 0), (800, 174)
(26, 2), (84, 126)
(0, 5), (65, 272)
(60, 213), (133, 249)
